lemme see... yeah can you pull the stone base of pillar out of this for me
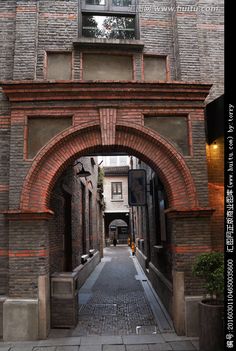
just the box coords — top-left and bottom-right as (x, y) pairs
(0, 296), (6, 338)
(185, 296), (202, 336)
(3, 298), (39, 341)
(172, 271), (185, 335)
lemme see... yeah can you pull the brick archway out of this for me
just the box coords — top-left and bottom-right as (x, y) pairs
(20, 121), (198, 212)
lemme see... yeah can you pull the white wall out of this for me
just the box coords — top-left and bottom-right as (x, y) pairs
(103, 175), (129, 213)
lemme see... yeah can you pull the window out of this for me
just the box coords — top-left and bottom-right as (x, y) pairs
(86, 0), (106, 5)
(82, 0), (134, 11)
(111, 182), (123, 200)
(81, 0), (137, 39)
(82, 14), (135, 39)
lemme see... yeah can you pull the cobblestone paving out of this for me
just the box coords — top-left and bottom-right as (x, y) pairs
(72, 246), (158, 336)
(0, 247), (200, 349)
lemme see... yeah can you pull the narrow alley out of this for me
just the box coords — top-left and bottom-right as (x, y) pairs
(70, 245), (171, 336)
(0, 246), (200, 350)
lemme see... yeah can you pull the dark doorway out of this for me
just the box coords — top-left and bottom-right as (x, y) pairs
(81, 182), (87, 254)
(64, 192), (72, 271)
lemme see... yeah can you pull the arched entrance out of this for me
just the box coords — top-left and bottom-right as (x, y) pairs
(104, 214), (129, 244)
(108, 219), (129, 244)
(1, 81), (213, 340)
(17, 121), (201, 335)
(20, 122), (197, 212)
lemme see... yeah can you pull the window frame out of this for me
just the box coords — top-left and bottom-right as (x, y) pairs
(81, 0), (136, 14)
(79, 0), (139, 39)
(111, 182), (123, 200)
(81, 13), (136, 40)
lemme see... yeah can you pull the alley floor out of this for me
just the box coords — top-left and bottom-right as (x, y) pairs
(0, 246), (199, 350)
(69, 245), (165, 336)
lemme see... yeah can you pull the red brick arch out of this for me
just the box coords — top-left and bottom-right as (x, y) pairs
(20, 122), (198, 212)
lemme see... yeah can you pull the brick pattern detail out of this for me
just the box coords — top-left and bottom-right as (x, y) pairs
(99, 108), (117, 146)
(167, 213), (212, 296)
(8, 219), (49, 297)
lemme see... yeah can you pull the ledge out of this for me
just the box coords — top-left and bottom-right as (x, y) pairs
(73, 38), (144, 51)
(0, 81), (212, 104)
(1, 209), (54, 220)
(165, 207), (215, 218)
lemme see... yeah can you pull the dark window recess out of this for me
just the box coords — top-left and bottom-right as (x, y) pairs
(144, 116), (189, 156)
(82, 14), (135, 39)
(47, 52), (72, 80)
(27, 117), (72, 159)
(83, 53), (133, 80)
(111, 182), (123, 200)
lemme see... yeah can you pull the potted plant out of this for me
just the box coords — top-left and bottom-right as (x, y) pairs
(192, 252), (224, 351)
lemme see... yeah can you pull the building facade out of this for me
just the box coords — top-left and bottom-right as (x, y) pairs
(0, 0), (224, 341)
(103, 164), (130, 243)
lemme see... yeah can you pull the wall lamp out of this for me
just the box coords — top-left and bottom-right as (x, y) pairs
(73, 161), (91, 178)
(213, 141), (218, 150)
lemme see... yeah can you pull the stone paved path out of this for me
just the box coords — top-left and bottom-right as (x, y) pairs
(0, 246), (199, 350)
(73, 246), (158, 336)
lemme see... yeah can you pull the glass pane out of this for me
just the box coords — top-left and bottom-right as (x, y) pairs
(82, 15), (135, 39)
(112, 0), (132, 6)
(86, 0), (106, 5)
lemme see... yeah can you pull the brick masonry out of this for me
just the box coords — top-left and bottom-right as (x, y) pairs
(0, 0), (224, 338)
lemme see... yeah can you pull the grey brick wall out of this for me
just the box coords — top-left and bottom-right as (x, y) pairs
(0, 0), (223, 98)
(13, 0), (38, 79)
(8, 220), (50, 297)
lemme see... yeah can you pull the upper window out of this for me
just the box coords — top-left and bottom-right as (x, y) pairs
(81, 0), (137, 39)
(82, 0), (134, 11)
(82, 14), (135, 39)
(111, 182), (123, 200)
(86, 0), (106, 5)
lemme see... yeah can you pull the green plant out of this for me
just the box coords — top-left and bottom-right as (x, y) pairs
(97, 166), (104, 190)
(192, 252), (224, 300)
